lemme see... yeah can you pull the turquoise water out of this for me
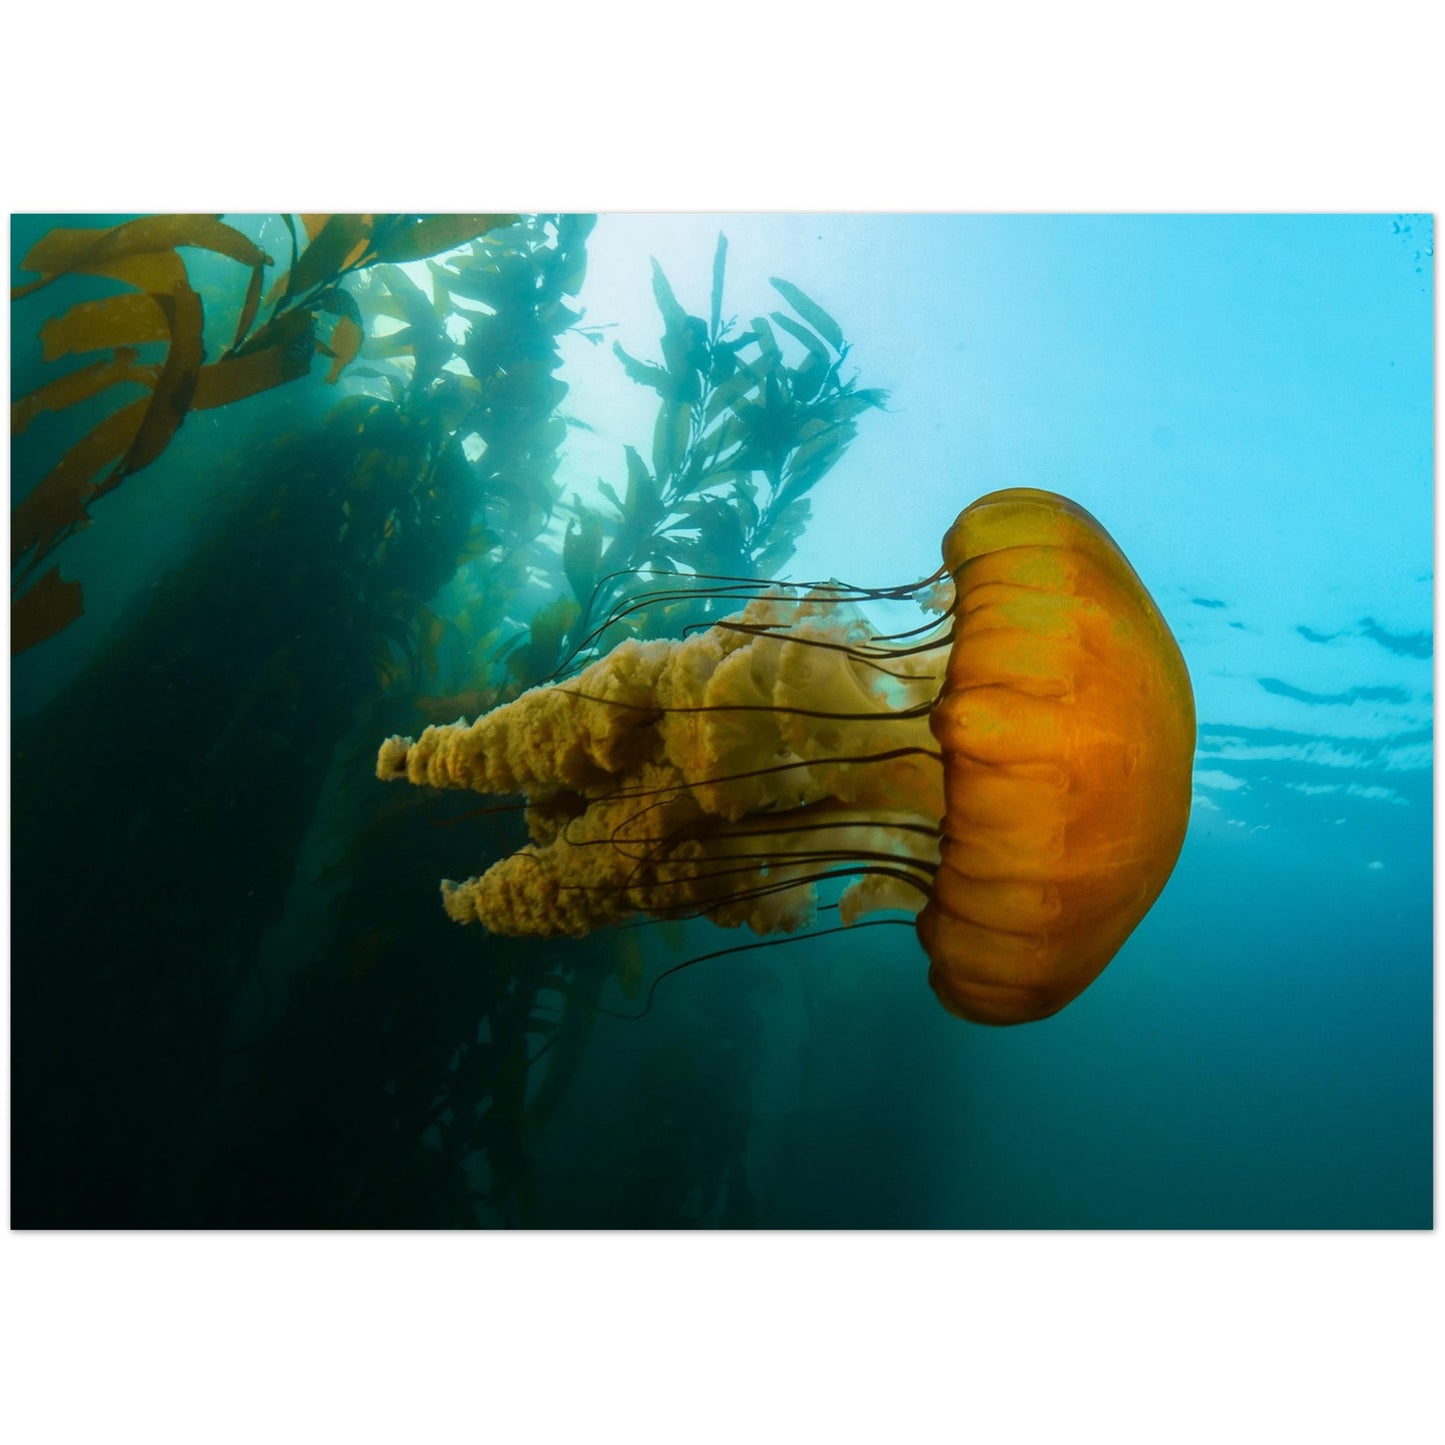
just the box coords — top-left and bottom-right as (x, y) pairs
(10, 213), (1432, 1228)
(533, 214), (1434, 1227)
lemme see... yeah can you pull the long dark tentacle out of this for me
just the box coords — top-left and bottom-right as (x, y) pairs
(583, 916), (922, 1020)
(554, 562), (953, 678)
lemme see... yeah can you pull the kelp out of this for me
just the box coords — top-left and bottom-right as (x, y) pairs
(12, 215), (268, 340)
(354, 215), (602, 705)
(279, 222), (890, 1221)
(556, 234), (887, 665)
(10, 565), (83, 655)
(395, 227), (888, 716)
(10, 214), (883, 1226)
(10, 212), (516, 652)
(38, 293), (170, 361)
(11, 346), (157, 434)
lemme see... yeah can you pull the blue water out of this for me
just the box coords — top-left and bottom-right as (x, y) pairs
(9, 213), (1432, 1229)
(534, 213), (1434, 1227)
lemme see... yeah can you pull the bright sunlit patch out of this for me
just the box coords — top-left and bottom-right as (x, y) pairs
(1200, 735), (1432, 773)
(1193, 769), (1247, 791)
(1284, 781), (1409, 806)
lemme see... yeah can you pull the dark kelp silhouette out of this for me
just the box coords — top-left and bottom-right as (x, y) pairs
(9, 215), (882, 1225)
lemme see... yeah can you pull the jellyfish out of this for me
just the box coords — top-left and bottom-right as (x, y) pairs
(376, 487), (1195, 1024)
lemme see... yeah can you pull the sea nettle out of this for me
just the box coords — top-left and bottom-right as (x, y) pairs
(377, 488), (1196, 1024)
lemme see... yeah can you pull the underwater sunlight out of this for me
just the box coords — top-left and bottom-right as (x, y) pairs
(8, 212), (1432, 1232)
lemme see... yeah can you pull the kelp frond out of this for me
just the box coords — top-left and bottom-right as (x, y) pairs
(10, 212), (518, 654)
